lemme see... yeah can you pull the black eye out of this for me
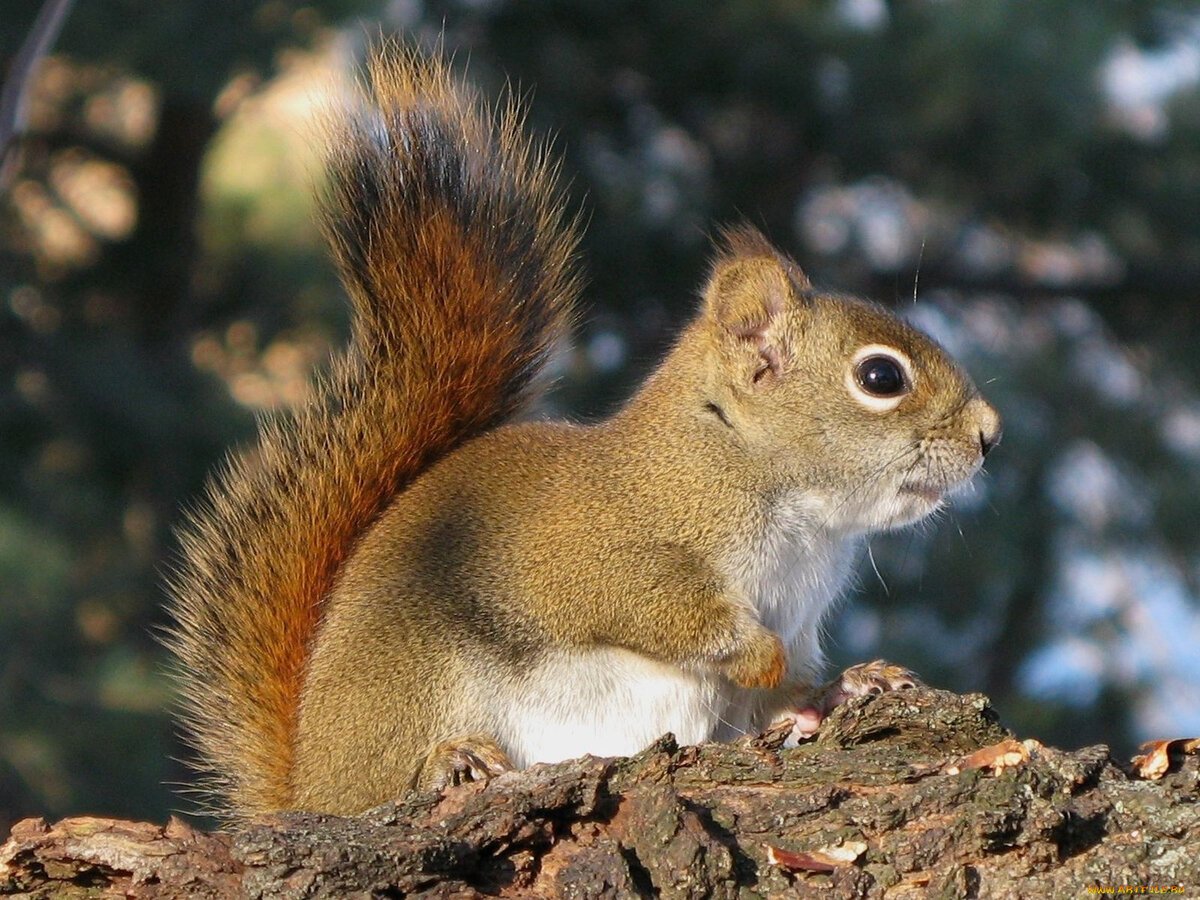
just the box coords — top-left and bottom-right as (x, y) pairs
(855, 355), (908, 397)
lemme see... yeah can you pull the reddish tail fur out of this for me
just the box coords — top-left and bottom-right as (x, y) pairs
(165, 44), (580, 819)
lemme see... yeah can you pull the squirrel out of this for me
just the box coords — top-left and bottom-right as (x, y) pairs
(166, 44), (1001, 822)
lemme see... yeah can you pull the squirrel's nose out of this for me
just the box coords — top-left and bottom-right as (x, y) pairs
(970, 398), (1002, 458)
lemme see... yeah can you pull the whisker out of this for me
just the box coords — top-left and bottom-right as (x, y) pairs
(866, 541), (890, 596)
(817, 442), (922, 532)
(898, 525), (920, 590)
(698, 689), (748, 738)
(912, 238), (926, 305)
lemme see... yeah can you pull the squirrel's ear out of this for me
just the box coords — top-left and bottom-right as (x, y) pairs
(703, 234), (808, 384)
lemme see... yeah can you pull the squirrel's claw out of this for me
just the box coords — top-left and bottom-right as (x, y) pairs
(771, 659), (922, 746)
(820, 658), (921, 711)
(416, 734), (513, 792)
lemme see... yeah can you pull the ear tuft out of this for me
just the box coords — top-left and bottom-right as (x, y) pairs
(703, 226), (807, 383)
(713, 224), (811, 290)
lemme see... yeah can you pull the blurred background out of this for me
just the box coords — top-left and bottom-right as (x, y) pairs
(2, 0), (1200, 832)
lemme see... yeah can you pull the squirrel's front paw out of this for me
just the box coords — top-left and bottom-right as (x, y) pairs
(771, 659), (921, 744)
(718, 627), (787, 690)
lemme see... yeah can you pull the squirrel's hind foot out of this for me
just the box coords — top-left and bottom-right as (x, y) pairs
(416, 733), (513, 792)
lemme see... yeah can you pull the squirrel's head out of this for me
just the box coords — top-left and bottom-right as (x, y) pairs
(697, 226), (1001, 535)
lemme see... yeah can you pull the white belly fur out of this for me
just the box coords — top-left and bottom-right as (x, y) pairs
(729, 504), (860, 686)
(499, 647), (743, 767)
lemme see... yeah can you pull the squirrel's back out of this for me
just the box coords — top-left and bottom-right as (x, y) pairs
(165, 45), (581, 819)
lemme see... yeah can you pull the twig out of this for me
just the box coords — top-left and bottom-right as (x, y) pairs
(0, 0), (77, 190)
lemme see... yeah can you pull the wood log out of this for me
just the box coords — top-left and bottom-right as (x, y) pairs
(2, 688), (1197, 898)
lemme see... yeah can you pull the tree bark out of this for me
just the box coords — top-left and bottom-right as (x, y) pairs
(2, 688), (1197, 898)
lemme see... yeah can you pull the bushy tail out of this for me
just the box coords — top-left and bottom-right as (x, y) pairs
(165, 44), (581, 820)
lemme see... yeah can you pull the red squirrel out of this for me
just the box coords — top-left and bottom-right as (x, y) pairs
(167, 45), (1001, 820)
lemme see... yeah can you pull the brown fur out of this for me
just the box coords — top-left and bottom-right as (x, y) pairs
(284, 226), (998, 815)
(167, 45), (1001, 822)
(164, 45), (580, 820)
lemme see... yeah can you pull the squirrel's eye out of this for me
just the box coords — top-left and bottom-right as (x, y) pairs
(855, 355), (908, 397)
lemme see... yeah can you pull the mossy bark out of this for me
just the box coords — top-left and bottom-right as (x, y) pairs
(2, 689), (1197, 898)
